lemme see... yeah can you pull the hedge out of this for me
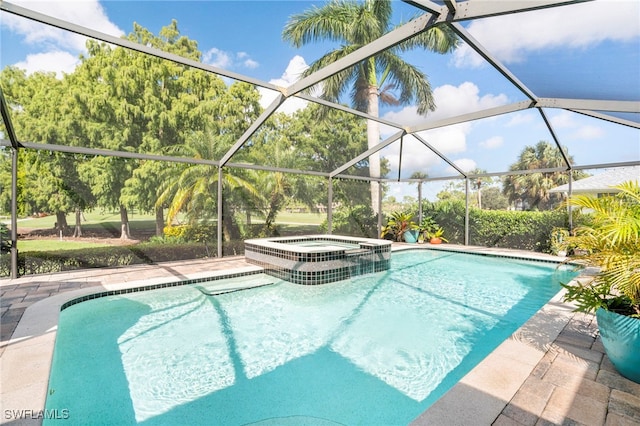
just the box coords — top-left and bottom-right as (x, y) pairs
(420, 202), (570, 253)
(0, 240), (246, 278)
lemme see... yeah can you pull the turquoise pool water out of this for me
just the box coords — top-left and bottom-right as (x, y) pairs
(44, 250), (577, 425)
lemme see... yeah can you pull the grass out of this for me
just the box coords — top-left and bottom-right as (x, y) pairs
(18, 239), (111, 252)
(14, 211), (157, 230)
(9, 210), (325, 253)
(14, 211), (325, 230)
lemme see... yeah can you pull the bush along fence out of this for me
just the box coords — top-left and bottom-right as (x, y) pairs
(420, 202), (571, 253)
(2, 208), (578, 277)
(0, 241), (246, 278)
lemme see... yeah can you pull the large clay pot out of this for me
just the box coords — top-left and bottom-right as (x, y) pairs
(403, 229), (419, 243)
(596, 308), (640, 383)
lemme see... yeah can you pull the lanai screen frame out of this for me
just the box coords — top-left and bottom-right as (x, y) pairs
(1, 0), (639, 279)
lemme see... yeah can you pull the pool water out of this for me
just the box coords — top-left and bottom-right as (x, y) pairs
(44, 250), (577, 425)
(283, 240), (361, 249)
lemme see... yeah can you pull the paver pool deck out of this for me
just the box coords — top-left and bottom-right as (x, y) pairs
(1, 245), (639, 425)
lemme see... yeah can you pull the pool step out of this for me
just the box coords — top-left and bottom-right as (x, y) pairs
(195, 281), (276, 296)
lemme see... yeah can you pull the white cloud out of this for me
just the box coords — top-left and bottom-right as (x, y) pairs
(202, 48), (260, 71)
(14, 51), (79, 78)
(1, 0), (123, 52)
(203, 48), (232, 69)
(243, 58), (259, 69)
(380, 82), (509, 176)
(479, 136), (503, 149)
(451, 158), (477, 173)
(550, 110), (605, 140)
(383, 81), (508, 127)
(571, 125), (605, 140)
(381, 124), (470, 178)
(271, 55), (308, 87)
(454, 0), (640, 68)
(550, 110), (577, 128)
(1, 0), (122, 76)
(505, 112), (535, 127)
(259, 55), (310, 114)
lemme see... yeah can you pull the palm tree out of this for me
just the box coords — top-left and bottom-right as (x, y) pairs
(410, 171), (428, 223)
(157, 130), (262, 241)
(561, 180), (640, 316)
(283, 0), (458, 214)
(502, 141), (587, 210)
(469, 168), (490, 209)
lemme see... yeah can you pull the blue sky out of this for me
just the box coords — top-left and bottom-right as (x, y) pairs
(1, 0), (639, 199)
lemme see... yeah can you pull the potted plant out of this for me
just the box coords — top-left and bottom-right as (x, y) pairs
(418, 216), (437, 243)
(380, 211), (419, 242)
(428, 227), (448, 244)
(550, 227), (570, 257)
(560, 180), (640, 383)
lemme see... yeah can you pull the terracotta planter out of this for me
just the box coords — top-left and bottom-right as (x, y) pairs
(430, 237), (442, 244)
(596, 308), (640, 383)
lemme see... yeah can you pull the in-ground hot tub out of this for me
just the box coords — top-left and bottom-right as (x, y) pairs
(244, 235), (392, 285)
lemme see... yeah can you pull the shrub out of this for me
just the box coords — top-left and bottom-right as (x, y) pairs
(164, 224), (217, 242)
(0, 223), (11, 253)
(319, 205), (378, 238)
(419, 200), (570, 252)
(0, 242), (213, 277)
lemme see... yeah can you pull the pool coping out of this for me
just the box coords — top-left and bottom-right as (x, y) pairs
(1, 246), (582, 424)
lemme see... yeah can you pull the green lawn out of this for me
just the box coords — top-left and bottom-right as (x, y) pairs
(9, 210), (325, 253)
(14, 211), (157, 230)
(18, 239), (111, 252)
(250, 212), (325, 225)
(14, 211), (324, 230)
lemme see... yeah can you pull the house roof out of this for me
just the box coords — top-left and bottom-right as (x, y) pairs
(549, 166), (640, 194)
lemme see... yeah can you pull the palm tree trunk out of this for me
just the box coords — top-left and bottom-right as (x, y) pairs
(418, 183), (423, 223)
(155, 206), (164, 237)
(367, 86), (381, 214)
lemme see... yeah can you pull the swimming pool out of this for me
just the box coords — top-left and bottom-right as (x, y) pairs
(44, 250), (577, 425)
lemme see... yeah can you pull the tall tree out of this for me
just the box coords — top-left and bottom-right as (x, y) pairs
(410, 171), (428, 223)
(502, 141), (587, 210)
(468, 168), (492, 209)
(283, 0), (457, 213)
(68, 21), (226, 239)
(0, 68), (94, 233)
(157, 81), (263, 241)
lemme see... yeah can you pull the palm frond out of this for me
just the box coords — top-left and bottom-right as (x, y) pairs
(378, 52), (435, 113)
(397, 22), (458, 54)
(282, 1), (362, 47)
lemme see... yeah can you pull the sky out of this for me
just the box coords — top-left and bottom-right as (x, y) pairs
(1, 0), (639, 200)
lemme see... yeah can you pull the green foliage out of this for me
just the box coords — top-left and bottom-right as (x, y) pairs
(470, 209), (567, 252)
(416, 199), (569, 251)
(561, 181), (640, 317)
(0, 223), (11, 253)
(418, 215), (438, 237)
(0, 242), (212, 277)
(381, 210), (418, 242)
(502, 141), (589, 210)
(163, 224), (217, 243)
(549, 227), (570, 255)
(319, 205), (377, 238)
(428, 227), (448, 242)
(283, 0), (457, 212)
